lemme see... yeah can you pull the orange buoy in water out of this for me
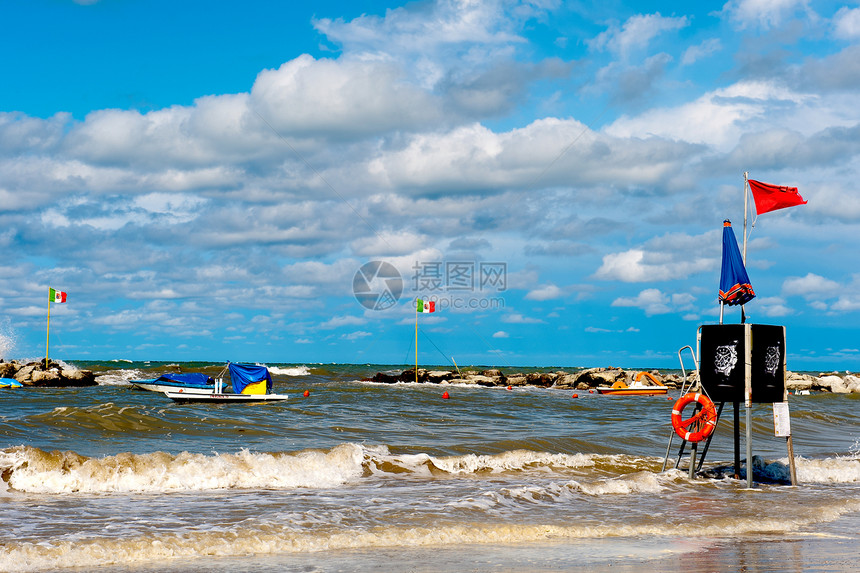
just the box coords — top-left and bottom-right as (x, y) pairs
(589, 389), (594, 394)
(506, 385), (512, 391)
(442, 391), (450, 399)
(571, 393), (579, 398)
(303, 390), (310, 397)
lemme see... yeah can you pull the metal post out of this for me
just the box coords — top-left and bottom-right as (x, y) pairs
(745, 323), (753, 488)
(689, 443), (697, 479)
(45, 291), (52, 369)
(787, 436), (798, 485)
(745, 404), (753, 487)
(733, 401), (741, 479)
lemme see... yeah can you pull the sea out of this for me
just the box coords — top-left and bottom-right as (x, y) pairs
(1, 360), (858, 572)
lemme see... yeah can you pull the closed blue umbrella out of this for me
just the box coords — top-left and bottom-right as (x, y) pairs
(719, 220), (755, 310)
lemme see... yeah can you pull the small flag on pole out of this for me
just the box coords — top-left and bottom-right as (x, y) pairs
(417, 298), (435, 313)
(748, 179), (807, 214)
(49, 288), (67, 303)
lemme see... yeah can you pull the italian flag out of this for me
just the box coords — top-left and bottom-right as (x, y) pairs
(417, 298), (435, 313)
(49, 288), (67, 303)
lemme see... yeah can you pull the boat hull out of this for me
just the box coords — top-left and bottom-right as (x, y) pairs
(595, 386), (668, 396)
(162, 390), (289, 403)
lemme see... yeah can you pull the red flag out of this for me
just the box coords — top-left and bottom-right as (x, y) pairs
(748, 179), (807, 214)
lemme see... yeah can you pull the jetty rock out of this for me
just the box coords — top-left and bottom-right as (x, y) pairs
(363, 367), (858, 393)
(0, 359), (96, 387)
(815, 373), (860, 393)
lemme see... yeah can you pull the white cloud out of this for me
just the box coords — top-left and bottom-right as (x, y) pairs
(681, 38), (722, 65)
(755, 296), (795, 317)
(782, 273), (841, 299)
(719, 0), (813, 30)
(317, 315), (366, 329)
(834, 7), (860, 39)
(342, 331), (372, 340)
(502, 313), (544, 324)
(588, 13), (688, 59)
(350, 231), (428, 257)
(594, 249), (715, 283)
(525, 284), (564, 301)
(605, 80), (815, 150)
(612, 288), (696, 316)
(251, 55), (443, 138)
(492, 330), (509, 338)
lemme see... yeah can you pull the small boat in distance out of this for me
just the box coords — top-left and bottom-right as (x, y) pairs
(132, 372), (215, 393)
(162, 362), (289, 403)
(0, 377), (23, 388)
(596, 371), (668, 396)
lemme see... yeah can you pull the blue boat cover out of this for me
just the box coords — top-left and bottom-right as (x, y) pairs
(228, 363), (272, 394)
(155, 373), (214, 386)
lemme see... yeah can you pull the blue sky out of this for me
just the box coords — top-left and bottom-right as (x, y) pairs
(2, 0), (860, 369)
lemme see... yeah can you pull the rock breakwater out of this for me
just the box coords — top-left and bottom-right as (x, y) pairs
(0, 359), (96, 387)
(366, 367), (860, 393)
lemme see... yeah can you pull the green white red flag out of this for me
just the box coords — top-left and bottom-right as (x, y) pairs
(49, 288), (67, 303)
(417, 298), (435, 313)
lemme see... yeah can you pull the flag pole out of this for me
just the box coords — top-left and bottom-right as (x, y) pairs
(415, 299), (418, 384)
(742, 171), (749, 324)
(45, 287), (52, 369)
(742, 171), (754, 487)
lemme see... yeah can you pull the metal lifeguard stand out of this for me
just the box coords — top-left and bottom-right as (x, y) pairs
(664, 324), (797, 487)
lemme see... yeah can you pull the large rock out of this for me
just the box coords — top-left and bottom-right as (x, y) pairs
(818, 375), (848, 393)
(786, 372), (816, 392)
(818, 374), (860, 394)
(573, 367), (625, 387)
(3, 359), (96, 387)
(844, 375), (860, 393)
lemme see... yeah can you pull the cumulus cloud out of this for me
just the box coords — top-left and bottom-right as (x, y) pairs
(611, 288), (697, 316)
(782, 272), (841, 299)
(502, 313), (545, 324)
(834, 7), (860, 39)
(681, 38), (722, 65)
(588, 13), (688, 59)
(718, 0), (814, 30)
(594, 249), (715, 283)
(525, 284), (564, 301)
(251, 55), (445, 138)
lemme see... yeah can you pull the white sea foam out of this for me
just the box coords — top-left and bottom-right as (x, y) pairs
(0, 444), (366, 494)
(0, 317), (16, 359)
(568, 470), (666, 496)
(269, 365), (311, 376)
(795, 455), (860, 483)
(0, 509), (854, 573)
(96, 368), (149, 385)
(3, 444), (859, 498)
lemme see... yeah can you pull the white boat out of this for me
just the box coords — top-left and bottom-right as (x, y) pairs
(163, 389), (289, 403)
(161, 363), (288, 403)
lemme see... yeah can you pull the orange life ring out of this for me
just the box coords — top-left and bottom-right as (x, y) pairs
(671, 392), (717, 442)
